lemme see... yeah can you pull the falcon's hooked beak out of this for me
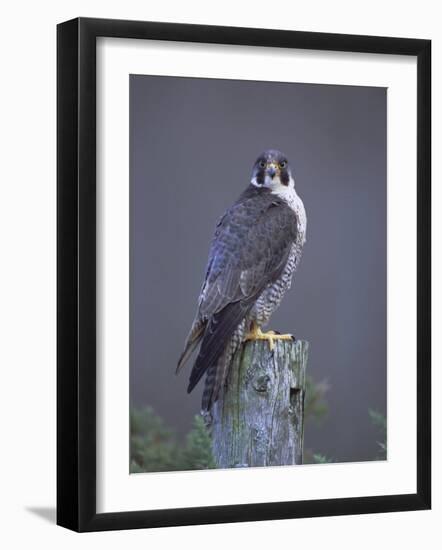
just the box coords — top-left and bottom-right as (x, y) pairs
(267, 165), (277, 179)
(265, 162), (280, 183)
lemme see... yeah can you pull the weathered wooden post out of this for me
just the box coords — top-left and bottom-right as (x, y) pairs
(211, 339), (308, 468)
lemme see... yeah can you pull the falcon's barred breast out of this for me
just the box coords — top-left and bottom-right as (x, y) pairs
(177, 149), (307, 413)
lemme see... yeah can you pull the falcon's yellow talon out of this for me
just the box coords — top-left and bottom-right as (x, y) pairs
(244, 323), (293, 351)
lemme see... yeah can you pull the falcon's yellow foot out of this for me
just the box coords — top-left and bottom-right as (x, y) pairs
(244, 324), (294, 351)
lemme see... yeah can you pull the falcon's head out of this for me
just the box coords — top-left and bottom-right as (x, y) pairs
(250, 149), (294, 190)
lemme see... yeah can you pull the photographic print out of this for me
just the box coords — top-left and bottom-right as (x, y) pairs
(129, 74), (387, 473)
(57, 18), (430, 531)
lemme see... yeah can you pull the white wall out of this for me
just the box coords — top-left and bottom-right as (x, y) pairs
(0, 1), (439, 547)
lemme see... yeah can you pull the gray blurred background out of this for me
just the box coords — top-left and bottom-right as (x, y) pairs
(130, 74), (386, 463)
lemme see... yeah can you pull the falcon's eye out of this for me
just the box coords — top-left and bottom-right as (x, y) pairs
(279, 160), (287, 168)
(259, 160), (266, 168)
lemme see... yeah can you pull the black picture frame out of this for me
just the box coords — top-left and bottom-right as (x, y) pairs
(57, 17), (431, 532)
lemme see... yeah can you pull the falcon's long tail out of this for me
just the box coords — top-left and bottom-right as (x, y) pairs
(200, 323), (245, 412)
(186, 300), (252, 396)
(201, 362), (219, 413)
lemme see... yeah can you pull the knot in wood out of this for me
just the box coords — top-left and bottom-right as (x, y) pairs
(253, 374), (271, 393)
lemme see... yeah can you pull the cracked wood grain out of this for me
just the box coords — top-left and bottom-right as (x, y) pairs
(211, 339), (308, 468)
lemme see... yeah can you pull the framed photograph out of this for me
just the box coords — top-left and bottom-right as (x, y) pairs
(57, 17), (431, 532)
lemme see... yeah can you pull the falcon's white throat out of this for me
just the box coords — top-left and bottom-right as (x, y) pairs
(251, 174), (307, 245)
(251, 173), (297, 209)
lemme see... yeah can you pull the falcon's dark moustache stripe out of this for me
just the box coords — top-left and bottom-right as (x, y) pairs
(253, 168), (289, 187)
(280, 170), (290, 186)
(255, 168), (265, 186)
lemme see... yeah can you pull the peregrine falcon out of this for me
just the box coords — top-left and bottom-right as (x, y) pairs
(176, 149), (307, 414)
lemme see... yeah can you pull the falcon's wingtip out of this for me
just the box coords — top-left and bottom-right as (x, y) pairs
(176, 320), (205, 375)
